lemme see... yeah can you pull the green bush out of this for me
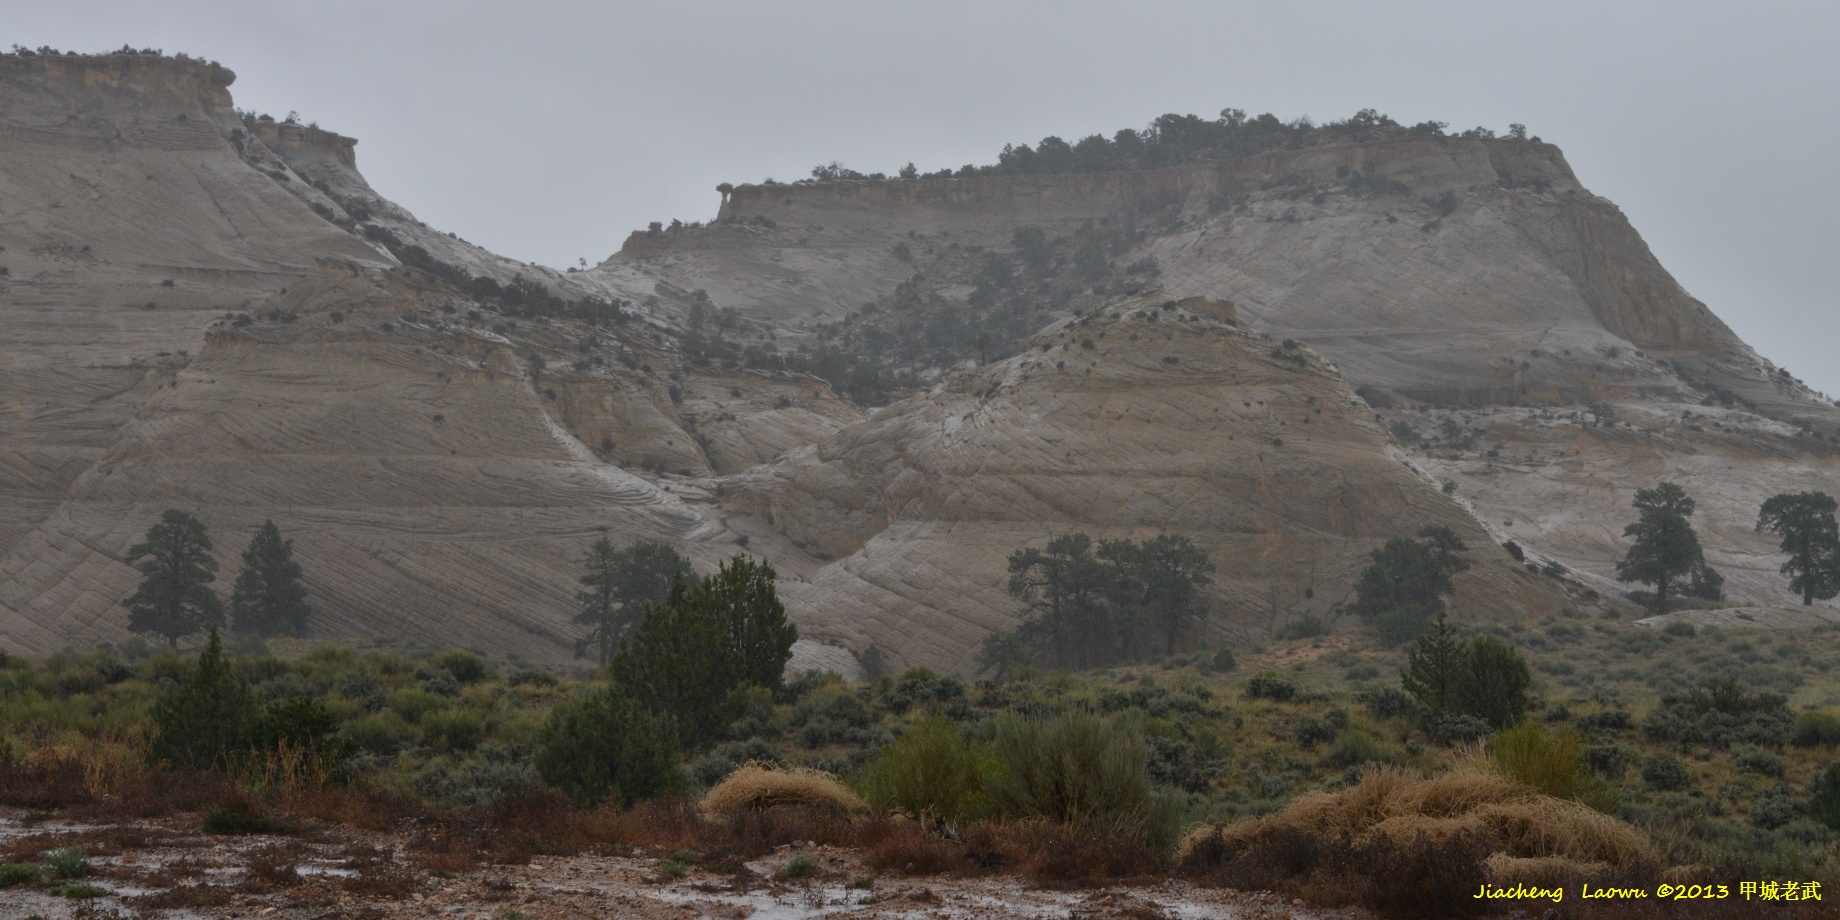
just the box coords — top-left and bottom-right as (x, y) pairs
(1643, 680), (1793, 749)
(1586, 743), (1633, 778)
(344, 710), (414, 754)
(422, 706), (488, 753)
(44, 847), (88, 879)
(535, 687), (680, 807)
(203, 800), (280, 835)
(412, 745), (537, 808)
(0, 862), (42, 887)
(780, 855), (816, 879)
(430, 648), (494, 685)
(1810, 763), (1840, 832)
(860, 715), (990, 826)
(387, 687), (450, 723)
(1641, 755), (1690, 791)
(1489, 720), (1615, 810)
(1734, 746), (1786, 778)
(1794, 709), (1840, 748)
(1245, 672), (1297, 701)
(1206, 647), (1237, 673)
(1326, 729), (1392, 768)
(986, 711), (1181, 853)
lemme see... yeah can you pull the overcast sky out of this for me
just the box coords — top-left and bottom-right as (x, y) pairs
(15, 1), (1840, 394)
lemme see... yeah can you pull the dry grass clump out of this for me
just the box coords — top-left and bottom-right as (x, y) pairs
(1183, 766), (1654, 872)
(701, 762), (866, 818)
(1180, 767), (1663, 916)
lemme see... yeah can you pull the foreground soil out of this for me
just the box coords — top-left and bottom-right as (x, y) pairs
(0, 806), (1363, 920)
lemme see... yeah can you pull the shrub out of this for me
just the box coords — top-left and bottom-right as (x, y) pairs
(790, 689), (872, 748)
(413, 745), (537, 808)
(1643, 679), (1793, 748)
(0, 862), (43, 887)
(1734, 746), (1786, 778)
(987, 711), (1180, 853)
(1751, 789), (1802, 830)
(422, 707), (488, 753)
(203, 798), (281, 835)
(344, 710), (414, 754)
(1358, 686), (1415, 720)
(1586, 743), (1633, 778)
(430, 649), (494, 684)
(1794, 709), (1840, 748)
(1662, 620), (1697, 638)
(1275, 616), (1327, 641)
(1245, 672), (1297, 701)
(1326, 729), (1393, 768)
(780, 855), (816, 879)
(1489, 720), (1614, 809)
(534, 687), (680, 807)
(1641, 755), (1690, 791)
(1811, 763), (1840, 832)
(45, 847), (89, 879)
(860, 715), (990, 826)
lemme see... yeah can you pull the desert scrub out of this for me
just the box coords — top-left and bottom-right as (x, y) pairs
(860, 714), (991, 825)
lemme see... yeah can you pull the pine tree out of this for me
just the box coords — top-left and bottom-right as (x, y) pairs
(1400, 610), (1466, 717)
(1616, 482), (1706, 612)
(230, 520), (312, 637)
(1757, 491), (1840, 605)
(573, 539), (694, 666)
(1460, 635), (1531, 729)
(122, 509), (223, 647)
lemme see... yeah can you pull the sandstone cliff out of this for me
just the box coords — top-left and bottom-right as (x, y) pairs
(4, 53), (1836, 671)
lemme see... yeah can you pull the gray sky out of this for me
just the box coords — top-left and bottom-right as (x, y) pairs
(15, 1), (1840, 395)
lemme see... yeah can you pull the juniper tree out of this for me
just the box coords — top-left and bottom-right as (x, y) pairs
(1757, 491), (1840, 605)
(229, 520), (311, 637)
(1616, 482), (1707, 612)
(610, 555), (796, 750)
(147, 626), (253, 768)
(122, 509), (223, 647)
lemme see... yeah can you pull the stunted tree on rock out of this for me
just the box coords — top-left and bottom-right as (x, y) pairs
(122, 509), (223, 648)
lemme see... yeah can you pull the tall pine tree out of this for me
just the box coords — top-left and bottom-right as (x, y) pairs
(1616, 482), (1707, 612)
(574, 539), (694, 666)
(122, 509), (223, 647)
(230, 520), (312, 637)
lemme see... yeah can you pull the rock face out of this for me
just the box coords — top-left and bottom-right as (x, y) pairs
(3, 52), (1836, 669)
(727, 293), (1562, 672)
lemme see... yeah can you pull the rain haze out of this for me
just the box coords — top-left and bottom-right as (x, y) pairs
(12, 0), (1839, 394)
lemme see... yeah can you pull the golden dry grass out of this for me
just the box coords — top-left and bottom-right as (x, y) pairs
(1178, 766), (1659, 872)
(701, 761), (867, 818)
(1483, 853), (1609, 886)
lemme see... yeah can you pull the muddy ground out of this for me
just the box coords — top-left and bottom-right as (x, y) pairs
(0, 807), (1370, 919)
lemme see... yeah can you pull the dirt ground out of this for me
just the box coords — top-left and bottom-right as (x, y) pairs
(0, 806), (1371, 919)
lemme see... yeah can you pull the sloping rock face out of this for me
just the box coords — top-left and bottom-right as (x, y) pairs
(727, 294), (1564, 672)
